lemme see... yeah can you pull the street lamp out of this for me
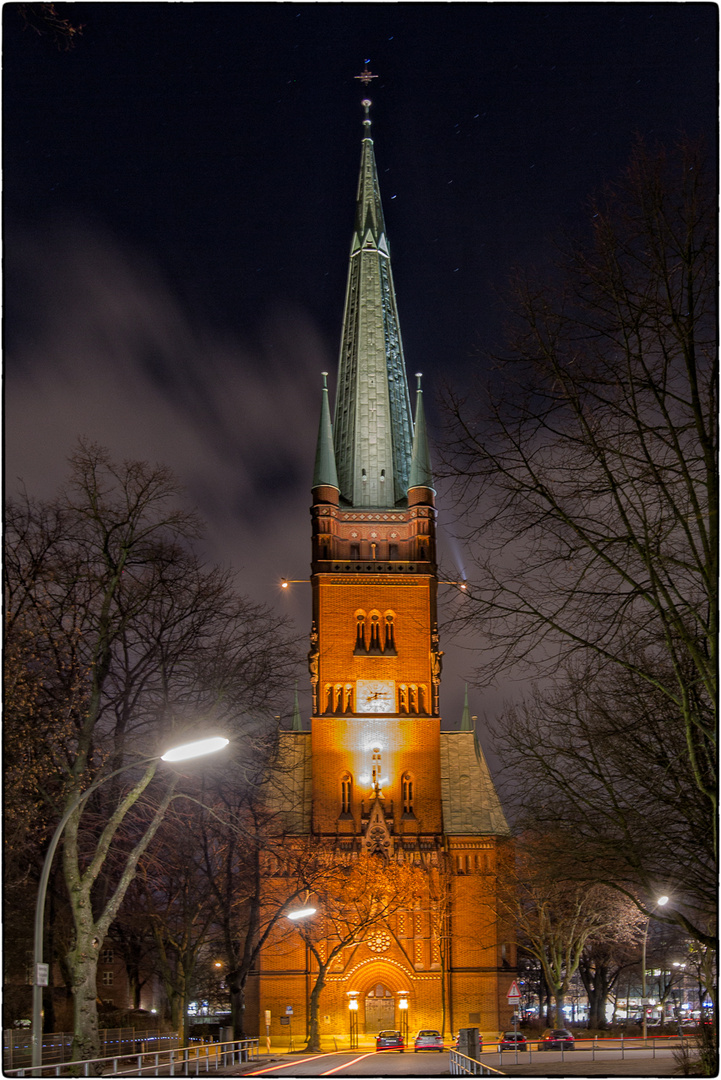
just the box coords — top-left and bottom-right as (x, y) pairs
(286, 907), (317, 920)
(642, 895), (669, 1041)
(348, 992), (359, 1049)
(398, 993), (409, 1044)
(32, 736), (229, 1070)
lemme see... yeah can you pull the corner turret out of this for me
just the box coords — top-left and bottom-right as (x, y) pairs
(408, 372), (435, 507)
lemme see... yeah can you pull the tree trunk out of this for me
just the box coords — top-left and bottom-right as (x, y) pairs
(67, 934), (102, 1067)
(306, 967), (328, 1052)
(229, 973), (247, 1038)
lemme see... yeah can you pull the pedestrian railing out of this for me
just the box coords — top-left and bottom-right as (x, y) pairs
(451, 1033), (691, 1073)
(4, 1037), (259, 1077)
(450, 1049), (504, 1076)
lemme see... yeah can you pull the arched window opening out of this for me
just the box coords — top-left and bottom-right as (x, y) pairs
(384, 611), (397, 655)
(402, 773), (414, 816)
(341, 773), (353, 815)
(368, 610), (383, 654)
(354, 610), (367, 655)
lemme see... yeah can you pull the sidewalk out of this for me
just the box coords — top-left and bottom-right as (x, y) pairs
(499, 1059), (690, 1076)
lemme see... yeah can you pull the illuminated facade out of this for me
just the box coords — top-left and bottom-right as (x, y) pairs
(255, 100), (514, 1044)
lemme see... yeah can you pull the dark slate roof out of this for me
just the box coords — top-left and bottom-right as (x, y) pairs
(440, 730), (510, 836)
(264, 731), (312, 834)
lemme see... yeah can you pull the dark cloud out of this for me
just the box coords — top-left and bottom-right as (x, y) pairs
(5, 223), (324, 589)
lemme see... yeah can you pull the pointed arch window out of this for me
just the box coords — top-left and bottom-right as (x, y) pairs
(354, 610), (367, 655)
(368, 610), (383, 654)
(383, 611), (397, 655)
(402, 772), (415, 817)
(341, 773), (353, 815)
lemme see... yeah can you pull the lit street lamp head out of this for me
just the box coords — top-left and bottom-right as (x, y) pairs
(160, 736), (229, 762)
(287, 906), (317, 920)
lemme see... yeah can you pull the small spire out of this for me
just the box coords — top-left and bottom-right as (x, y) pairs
(292, 682), (303, 731)
(361, 97), (372, 137)
(460, 684), (472, 730)
(312, 372), (339, 490)
(408, 372), (435, 492)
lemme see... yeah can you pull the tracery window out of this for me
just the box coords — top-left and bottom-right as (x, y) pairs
(402, 772), (414, 815)
(341, 773), (353, 815)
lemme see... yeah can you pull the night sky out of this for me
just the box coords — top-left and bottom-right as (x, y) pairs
(4, 2), (717, 731)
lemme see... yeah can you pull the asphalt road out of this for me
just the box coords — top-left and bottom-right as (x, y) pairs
(240, 1049), (451, 1077)
(223, 1045), (685, 1076)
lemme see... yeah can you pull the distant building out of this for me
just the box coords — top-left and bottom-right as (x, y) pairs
(250, 98), (514, 1042)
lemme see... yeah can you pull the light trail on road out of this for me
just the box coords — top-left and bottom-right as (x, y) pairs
(320, 1051), (379, 1075)
(245, 1052), (339, 1075)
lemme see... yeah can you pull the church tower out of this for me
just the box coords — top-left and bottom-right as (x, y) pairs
(257, 96), (513, 1047)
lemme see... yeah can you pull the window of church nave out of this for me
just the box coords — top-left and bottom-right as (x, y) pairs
(340, 772), (352, 815)
(401, 772), (415, 816)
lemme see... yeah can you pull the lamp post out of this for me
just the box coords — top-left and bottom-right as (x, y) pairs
(31, 736), (229, 1070)
(642, 895), (669, 1041)
(348, 993), (359, 1049)
(398, 993), (409, 1045)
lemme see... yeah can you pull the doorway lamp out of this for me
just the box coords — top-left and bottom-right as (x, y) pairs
(32, 735), (229, 1070)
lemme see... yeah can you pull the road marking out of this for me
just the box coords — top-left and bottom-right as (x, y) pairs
(321, 1051), (379, 1075)
(246, 1053), (338, 1075)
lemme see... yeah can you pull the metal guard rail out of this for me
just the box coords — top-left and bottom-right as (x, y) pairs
(4, 1037), (259, 1077)
(450, 1049), (504, 1076)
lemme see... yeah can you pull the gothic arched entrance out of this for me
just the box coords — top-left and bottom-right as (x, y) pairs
(364, 983), (395, 1033)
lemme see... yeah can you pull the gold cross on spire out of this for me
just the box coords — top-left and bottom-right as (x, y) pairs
(354, 67), (378, 86)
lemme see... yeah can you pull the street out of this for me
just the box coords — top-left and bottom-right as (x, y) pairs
(226, 1044), (683, 1077)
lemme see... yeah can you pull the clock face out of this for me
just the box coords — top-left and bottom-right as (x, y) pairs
(356, 680), (396, 714)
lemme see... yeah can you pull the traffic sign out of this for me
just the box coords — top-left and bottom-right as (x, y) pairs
(506, 980), (522, 1003)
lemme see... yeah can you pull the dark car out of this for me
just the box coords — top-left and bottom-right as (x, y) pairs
(376, 1030), (404, 1052)
(499, 1031), (528, 1051)
(414, 1029), (444, 1052)
(541, 1028), (575, 1050)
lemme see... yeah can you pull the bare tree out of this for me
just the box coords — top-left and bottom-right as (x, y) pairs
(496, 837), (644, 1027)
(288, 851), (424, 1052)
(442, 139), (716, 946)
(4, 441), (298, 1062)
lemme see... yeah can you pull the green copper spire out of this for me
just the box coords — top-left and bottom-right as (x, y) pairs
(408, 373), (435, 492)
(460, 684), (472, 730)
(292, 683), (303, 731)
(312, 372), (339, 490)
(333, 98), (414, 508)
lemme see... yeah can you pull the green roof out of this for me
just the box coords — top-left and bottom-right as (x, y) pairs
(332, 102), (414, 508)
(440, 730), (510, 836)
(312, 373), (339, 490)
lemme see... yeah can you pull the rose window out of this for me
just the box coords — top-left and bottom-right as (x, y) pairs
(366, 930), (392, 953)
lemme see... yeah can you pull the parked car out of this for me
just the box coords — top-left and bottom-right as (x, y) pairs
(499, 1031), (528, 1051)
(540, 1028), (575, 1050)
(376, 1030), (404, 1052)
(414, 1029), (445, 1052)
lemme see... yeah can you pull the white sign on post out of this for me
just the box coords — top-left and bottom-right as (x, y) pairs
(36, 964), (49, 987)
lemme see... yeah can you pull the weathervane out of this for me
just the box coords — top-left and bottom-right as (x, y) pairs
(354, 67), (378, 86)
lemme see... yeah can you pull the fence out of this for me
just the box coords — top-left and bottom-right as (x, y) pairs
(450, 1049), (503, 1076)
(3, 1029), (179, 1072)
(4, 1037), (259, 1078)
